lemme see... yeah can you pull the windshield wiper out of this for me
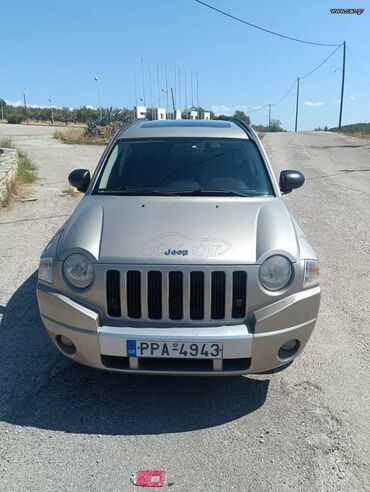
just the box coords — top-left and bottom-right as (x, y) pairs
(169, 189), (255, 197)
(95, 187), (172, 196)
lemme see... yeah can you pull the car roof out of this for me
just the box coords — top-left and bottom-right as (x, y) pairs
(118, 119), (249, 140)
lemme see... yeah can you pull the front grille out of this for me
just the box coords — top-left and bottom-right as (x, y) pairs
(106, 270), (121, 317)
(148, 271), (162, 319)
(169, 271), (183, 320)
(107, 268), (247, 322)
(232, 271), (247, 318)
(127, 271), (141, 318)
(190, 271), (204, 320)
(211, 271), (226, 319)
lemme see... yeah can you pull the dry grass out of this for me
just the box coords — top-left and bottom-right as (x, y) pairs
(0, 138), (38, 206)
(22, 120), (86, 128)
(0, 138), (38, 184)
(53, 128), (108, 145)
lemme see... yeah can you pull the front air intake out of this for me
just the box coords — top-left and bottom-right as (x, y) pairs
(106, 270), (121, 317)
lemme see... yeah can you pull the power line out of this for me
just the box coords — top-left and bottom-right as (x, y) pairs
(246, 45), (341, 115)
(272, 79), (297, 106)
(346, 45), (370, 86)
(300, 44), (342, 80)
(195, 0), (340, 47)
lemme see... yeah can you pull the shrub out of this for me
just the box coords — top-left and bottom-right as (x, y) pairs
(0, 138), (37, 184)
(7, 115), (23, 124)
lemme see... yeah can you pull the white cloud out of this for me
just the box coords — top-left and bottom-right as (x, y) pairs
(335, 99), (341, 104)
(85, 105), (95, 110)
(5, 99), (63, 109)
(349, 95), (356, 101)
(303, 101), (324, 107)
(210, 104), (231, 116)
(234, 105), (248, 112)
(5, 99), (23, 107)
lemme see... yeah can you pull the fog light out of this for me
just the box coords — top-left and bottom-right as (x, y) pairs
(56, 335), (76, 355)
(278, 339), (300, 359)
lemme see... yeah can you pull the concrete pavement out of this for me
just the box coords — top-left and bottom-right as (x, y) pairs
(0, 124), (368, 491)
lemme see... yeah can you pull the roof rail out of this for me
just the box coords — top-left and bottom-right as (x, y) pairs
(231, 118), (256, 141)
(117, 117), (148, 137)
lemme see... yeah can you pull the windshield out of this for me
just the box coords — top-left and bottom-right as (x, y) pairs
(94, 137), (274, 196)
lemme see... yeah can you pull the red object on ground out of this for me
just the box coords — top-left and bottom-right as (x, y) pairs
(132, 470), (167, 487)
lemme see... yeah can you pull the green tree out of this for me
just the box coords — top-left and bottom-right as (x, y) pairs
(233, 110), (250, 125)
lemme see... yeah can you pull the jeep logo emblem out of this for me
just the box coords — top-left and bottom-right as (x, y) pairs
(142, 232), (231, 261)
(164, 248), (188, 256)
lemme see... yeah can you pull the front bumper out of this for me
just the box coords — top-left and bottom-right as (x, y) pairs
(36, 285), (320, 375)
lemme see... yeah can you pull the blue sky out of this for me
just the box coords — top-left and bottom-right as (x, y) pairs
(1, 0), (369, 130)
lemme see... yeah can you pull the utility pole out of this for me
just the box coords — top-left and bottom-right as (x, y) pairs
(190, 71), (194, 107)
(338, 41), (346, 128)
(171, 87), (176, 117)
(157, 63), (161, 108)
(141, 58), (146, 106)
(48, 98), (54, 124)
(196, 72), (199, 108)
(23, 94), (28, 121)
(0, 99), (4, 121)
(133, 60), (138, 107)
(294, 77), (300, 132)
(184, 70), (188, 114)
(94, 77), (102, 118)
(268, 104), (271, 127)
(165, 65), (169, 115)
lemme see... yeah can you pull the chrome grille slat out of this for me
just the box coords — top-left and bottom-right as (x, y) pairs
(224, 270), (234, 320)
(161, 271), (170, 320)
(203, 271), (212, 321)
(140, 271), (148, 320)
(182, 271), (191, 322)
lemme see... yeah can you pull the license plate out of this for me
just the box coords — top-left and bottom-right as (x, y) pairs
(127, 340), (223, 359)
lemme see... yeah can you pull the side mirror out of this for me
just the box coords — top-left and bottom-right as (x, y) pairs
(68, 169), (91, 193)
(279, 169), (305, 194)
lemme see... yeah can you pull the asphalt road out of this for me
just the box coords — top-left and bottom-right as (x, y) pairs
(0, 124), (369, 491)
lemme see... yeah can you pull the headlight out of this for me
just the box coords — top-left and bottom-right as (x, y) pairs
(259, 255), (292, 291)
(63, 253), (94, 288)
(304, 259), (319, 287)
(38, 257), (53, 283)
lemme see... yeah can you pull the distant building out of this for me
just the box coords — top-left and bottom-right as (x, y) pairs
(157, 107), (166, 120)
(136, 105), (147, 119)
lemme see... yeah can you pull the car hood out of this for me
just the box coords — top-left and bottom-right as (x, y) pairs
(57, 195), (301, 264)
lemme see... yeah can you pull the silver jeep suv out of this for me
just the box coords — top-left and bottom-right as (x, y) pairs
(37, 119), (320, 375)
